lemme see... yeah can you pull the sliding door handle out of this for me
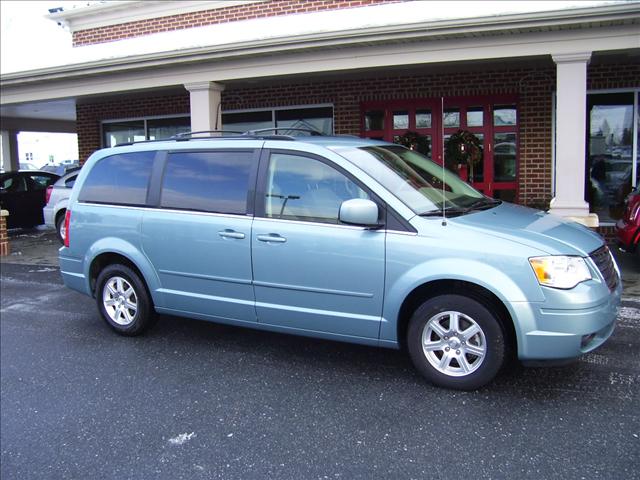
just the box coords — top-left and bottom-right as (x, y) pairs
(256, 233), (287, 243)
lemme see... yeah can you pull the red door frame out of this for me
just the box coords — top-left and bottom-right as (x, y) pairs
(361, 95), (519, 201)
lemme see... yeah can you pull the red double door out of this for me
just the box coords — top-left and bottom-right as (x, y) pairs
(361, 96), (519, 202)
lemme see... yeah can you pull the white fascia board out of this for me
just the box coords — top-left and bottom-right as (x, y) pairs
(4, 2), (640, 83)
(49, 1), (266, 32)
(2, 24), (638, 106)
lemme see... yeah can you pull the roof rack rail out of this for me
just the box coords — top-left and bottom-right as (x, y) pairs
(171, 130), (244, 139)
(114, 128), (321, 147)
(244, 128), (324, 136)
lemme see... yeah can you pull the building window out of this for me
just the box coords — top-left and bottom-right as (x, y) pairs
(102, 116), (190, 147)
(587, 91), (639, 223)
(222, 106), (334, 135)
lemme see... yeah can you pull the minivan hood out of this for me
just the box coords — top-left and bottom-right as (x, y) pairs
(452, 202), (603, 256)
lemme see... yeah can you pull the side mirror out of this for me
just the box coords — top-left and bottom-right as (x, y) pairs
(339, 199), (381, 227)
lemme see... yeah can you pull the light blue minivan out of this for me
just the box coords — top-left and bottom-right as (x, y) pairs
(59, 132), (621, 389)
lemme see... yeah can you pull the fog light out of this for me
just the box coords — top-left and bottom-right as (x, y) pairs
(581, 333), (596, 348)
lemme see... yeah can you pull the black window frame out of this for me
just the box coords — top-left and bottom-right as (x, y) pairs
(254, 148), (389, 227)
(78, 151), (158, 207)
(148, 148), (261, 216)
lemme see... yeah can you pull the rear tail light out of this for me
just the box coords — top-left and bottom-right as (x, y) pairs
(45, 186), (53, 204)
(64, 210), (71, 248)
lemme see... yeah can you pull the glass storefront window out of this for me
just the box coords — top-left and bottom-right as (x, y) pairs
(365, 111), (385, 131)
(148, 117), (191, 140)
(275, 107), (333, 135)
(222, 111), (273, 133)
(443, 108), (460, 128)
(493, 106), (517, 126)
(103, 121), (145, 147)
(416, 109), (432, 128)
(493, 133), (517, 182)
(587, 92), (635, 223)
(393, 111), (409, 130)
(467, 107), (483, 127)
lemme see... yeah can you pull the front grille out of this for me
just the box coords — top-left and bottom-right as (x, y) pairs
(590, 245), (619, 292)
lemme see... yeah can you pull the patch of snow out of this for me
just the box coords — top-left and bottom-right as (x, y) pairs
(168, 432), (196, 445)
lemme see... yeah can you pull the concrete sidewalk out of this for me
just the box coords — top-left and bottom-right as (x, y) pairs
(1, 225), (639, 297)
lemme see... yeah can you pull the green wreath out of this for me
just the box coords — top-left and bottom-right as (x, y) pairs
(394, 131), (431, 157)
(445, 130), (483, 180)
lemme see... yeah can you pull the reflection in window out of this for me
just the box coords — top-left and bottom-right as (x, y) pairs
(493, 133), (517, 182)
(222, 111), (273, 133)
(275, 107), (333, 135)
(161, 151), (253, 214)
(79, 151), (155, 205)
(365, 111), (385, 131)
(467, 107), (483, 127)
(493, 106), (517, 126)
(443, 109), (460, 128)
(103, 121), (145, 147)
(265, 153), (368, 223)
(148, 117), (191, 140)
(588, 93), (635, 222)
(393, 111), (409, 130)
(416, 109), (432, 128)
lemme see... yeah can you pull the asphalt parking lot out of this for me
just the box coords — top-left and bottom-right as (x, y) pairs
(1, 228), (639, 479)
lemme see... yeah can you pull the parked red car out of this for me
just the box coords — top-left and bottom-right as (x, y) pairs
(616, 187), (640, 258)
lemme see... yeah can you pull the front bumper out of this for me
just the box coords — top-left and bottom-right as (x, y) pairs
(511, 279), (621, 361)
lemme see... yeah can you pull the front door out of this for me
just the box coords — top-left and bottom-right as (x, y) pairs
(251, 150), (385, 339)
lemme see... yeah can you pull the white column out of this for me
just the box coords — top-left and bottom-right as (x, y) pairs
(549, 52), (598, 227)
(0, 130), (19, 172)
(184, 81), (225, 133)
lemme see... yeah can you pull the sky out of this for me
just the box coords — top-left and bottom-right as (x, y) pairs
(0, 1), (83, 74)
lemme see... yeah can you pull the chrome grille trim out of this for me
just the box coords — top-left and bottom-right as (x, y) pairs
(589, 245), (618, 292)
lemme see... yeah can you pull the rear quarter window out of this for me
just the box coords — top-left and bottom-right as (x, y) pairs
(78, 151), (155, 206)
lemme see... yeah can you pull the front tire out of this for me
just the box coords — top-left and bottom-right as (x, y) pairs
(95, 264), (155, 336)
(407, 294), (505, 390)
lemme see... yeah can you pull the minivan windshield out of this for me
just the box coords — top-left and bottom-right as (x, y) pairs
(331, 144), (499, 216)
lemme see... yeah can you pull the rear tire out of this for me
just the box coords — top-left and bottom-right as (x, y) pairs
(55, 213), (65, 245)
(95, 264), (156, 336)
(407, 294), (505, 390)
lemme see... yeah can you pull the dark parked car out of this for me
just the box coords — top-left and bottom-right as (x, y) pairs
(616, 187), (639, 258)
(0, 171), (60, 228)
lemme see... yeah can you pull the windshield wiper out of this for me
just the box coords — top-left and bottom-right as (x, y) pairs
(465, 198), (502, 211)
(420, 206), (469, 217)
(420, 199), (501, 217)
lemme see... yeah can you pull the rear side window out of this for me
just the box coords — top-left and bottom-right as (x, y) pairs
(79, 151), (155, 206)
(160, 151), (253, 215)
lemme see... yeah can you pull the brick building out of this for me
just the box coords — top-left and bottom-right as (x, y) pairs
(1, 0), (639, 232)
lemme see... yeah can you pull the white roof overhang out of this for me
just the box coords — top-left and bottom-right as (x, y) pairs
(1, 2), (639, 106)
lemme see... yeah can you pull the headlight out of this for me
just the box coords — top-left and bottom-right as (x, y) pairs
(529, 256), (592, 289)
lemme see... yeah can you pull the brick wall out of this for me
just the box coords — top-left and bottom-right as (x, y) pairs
(0, 210), (9, 256)
(76, 94), (190, 163)
(76, 62), (640, 209)
(73, 0), (402, 46)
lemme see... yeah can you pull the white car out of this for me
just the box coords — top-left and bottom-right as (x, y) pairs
(43, 169), (79, 243)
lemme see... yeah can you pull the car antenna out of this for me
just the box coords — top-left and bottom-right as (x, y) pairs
(441, 96), (447, 227)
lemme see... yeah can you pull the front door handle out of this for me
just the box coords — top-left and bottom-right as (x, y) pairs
(218, 229), (245, 240)
(256, 233), (287, 243)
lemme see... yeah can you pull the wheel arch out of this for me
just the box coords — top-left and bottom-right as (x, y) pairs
(396, 279), (517, 360)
